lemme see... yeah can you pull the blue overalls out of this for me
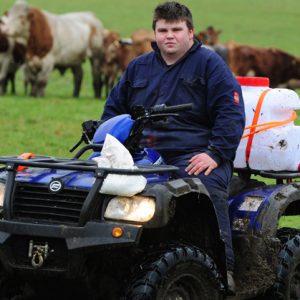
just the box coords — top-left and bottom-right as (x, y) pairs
(101, 39), (245, 270)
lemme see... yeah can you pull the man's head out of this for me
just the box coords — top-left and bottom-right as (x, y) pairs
(152, 1), (194, 31)
(152, 2), (194, 64)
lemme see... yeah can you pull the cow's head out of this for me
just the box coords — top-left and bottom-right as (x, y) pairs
(1, 0), (30, 40)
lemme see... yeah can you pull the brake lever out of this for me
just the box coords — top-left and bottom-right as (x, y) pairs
(69, 136), (84, 153)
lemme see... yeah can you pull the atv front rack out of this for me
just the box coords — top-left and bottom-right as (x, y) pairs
(0, 155), (178, 174)
(0, 155), (178, 225)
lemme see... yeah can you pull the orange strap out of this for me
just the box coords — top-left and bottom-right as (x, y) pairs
(242, 111), (297, 139)
(245, 89), (271, 166)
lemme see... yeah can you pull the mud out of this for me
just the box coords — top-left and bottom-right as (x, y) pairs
(233, 234), (280, 298)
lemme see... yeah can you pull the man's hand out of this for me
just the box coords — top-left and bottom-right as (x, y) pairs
(185, 153), (218, 176)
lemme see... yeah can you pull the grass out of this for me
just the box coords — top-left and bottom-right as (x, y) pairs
(1, 0), (300, 227)
(279, 216), (300, 229)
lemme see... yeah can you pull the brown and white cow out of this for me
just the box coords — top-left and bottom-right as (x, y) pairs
(1, 0), (104, 97)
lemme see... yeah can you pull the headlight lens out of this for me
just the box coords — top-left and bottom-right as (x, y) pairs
(0, 182), (5, 207)
(104, 195), (155, 222)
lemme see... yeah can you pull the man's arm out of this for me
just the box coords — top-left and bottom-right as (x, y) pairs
(187, 54), (245, 175)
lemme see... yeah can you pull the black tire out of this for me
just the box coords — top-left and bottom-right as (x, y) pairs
(126, 245), (224, 300)
(273, 235), (300, 299)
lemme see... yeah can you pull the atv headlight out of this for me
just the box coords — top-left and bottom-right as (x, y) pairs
(0, 182), (5, 207)
(104, 195), (155, 222)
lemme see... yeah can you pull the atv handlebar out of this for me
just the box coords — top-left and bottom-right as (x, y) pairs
(150, 103), (193, 114)
(70, 103), (193, 154)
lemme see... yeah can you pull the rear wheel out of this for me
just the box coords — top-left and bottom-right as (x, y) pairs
(126, 245), (224, 300)
(273, 234), (300, 299)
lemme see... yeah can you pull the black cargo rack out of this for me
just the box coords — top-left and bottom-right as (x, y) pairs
(0, 155), (178, 225)
(0, 155), (178, 174)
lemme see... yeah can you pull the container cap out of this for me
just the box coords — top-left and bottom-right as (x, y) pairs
(236, 76), (270, 87)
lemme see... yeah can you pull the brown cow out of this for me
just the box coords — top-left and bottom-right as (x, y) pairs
(103, 39), (135, 96)
(228, 44), (300, 87)
(195, 26), (222, 46)
(100, 29), (121, 96)
(101, 29), (154, 97)
(131, 29), (154, 56)
(196, 26), (300, 87)
(195, 26), (228, 64)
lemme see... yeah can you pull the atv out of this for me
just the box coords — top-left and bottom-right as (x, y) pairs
(0, 103), (299, 299)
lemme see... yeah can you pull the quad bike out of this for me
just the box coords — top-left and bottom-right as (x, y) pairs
(0, 103), (299, 299)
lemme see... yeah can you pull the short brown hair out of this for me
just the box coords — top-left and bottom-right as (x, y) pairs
(152, 1), (194, 30)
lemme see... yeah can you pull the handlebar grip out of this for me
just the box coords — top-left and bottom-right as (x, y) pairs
(151, 103), (193, 114)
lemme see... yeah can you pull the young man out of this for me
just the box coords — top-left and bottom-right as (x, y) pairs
(101, 1), (245, 294)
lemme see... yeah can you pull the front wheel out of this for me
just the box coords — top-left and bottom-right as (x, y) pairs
(126, 245), (224, 300)
(273, 235), (300, 299)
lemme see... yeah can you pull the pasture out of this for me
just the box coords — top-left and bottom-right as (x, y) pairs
(0, 0), (300, 155)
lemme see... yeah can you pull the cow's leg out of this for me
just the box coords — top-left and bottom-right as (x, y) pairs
(90, 56), (102, 99)
(34, 57), (53, 97)
(0, 56), (11, 96)
(35, 81), (47, 97)
(0, 79), (5, 95)
(29, 80), (38, 97)
(9, 72), (16, 95)
(71, 65), (83, 98)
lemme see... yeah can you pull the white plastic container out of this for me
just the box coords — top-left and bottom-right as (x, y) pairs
(234, 76), (300, 171)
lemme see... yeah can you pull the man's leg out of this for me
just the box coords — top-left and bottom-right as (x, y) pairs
(165, 154), (235, 280)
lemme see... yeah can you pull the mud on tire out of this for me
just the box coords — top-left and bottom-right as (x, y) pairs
(273, 234), (300, 299)
(125, 244), (224, 300)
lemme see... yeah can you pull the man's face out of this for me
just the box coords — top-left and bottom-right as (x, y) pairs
(154, 19), (194, 63)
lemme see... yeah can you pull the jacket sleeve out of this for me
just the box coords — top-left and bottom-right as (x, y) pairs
(205, 53), (245, 163)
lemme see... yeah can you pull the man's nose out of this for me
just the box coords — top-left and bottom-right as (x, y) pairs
(166, 31), (174, 38)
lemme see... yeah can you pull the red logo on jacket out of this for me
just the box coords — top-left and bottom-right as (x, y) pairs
(233, 91), (240, 105)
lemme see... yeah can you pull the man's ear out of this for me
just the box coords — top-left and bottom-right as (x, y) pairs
(189, 28), (195, 39)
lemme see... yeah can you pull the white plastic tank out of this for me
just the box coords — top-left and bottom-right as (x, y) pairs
(234, 76), (300, 171)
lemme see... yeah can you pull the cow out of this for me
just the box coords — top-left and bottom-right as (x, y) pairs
(131, 29), (154, 56)
(228, 44), (300, 87)
(195, 26), (228, 64)
(196, 25), (222, 46)
(103, 38), (134, 96)
(1, 0), (104, 98)
(0, 15), (26, 95)
(100, 29), (121, 97)
(100, 29), (154, 97)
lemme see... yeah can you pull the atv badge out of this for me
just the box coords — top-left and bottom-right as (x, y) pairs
(49, 179), (63, 193)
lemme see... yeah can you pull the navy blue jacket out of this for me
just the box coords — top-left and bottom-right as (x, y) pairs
(101, 40), (245, 164)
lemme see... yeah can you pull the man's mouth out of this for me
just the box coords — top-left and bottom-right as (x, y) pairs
(165, 43), (175, 47)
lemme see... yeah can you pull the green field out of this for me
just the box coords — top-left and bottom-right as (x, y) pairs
(0, 0), (299, 156)
(1, 0), (300, 227)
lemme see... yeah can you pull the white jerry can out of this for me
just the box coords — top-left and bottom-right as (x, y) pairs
(234, 76), (300, 171)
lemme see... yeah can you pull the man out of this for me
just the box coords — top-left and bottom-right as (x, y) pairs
(101, 1), (245, 294)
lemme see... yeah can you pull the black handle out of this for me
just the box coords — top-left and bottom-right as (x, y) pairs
(150, 103), (193, 114)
